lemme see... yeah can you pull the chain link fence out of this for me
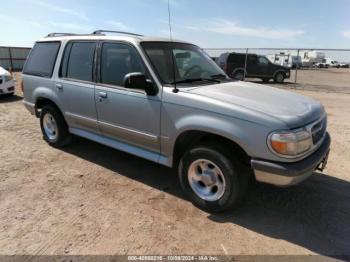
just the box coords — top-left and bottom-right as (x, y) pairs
(205, 48), (350, 94)
(0, 46), (31, 71)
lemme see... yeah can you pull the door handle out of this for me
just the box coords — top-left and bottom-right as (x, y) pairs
(98, 92), (108, 99)
(55, 83), (63, 90)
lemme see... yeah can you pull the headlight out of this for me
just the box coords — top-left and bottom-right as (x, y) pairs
(269, 129), (312, 157)
(5, 75), (13, 82)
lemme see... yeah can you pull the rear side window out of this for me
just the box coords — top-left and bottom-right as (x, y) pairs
(23, 42), (60, 78)
(60, 42), (96, 82)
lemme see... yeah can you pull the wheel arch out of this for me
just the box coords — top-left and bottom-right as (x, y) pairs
(172, 129), (251, 168)
(231, 68), (246, 77)
(273, 69), (287, 78)
(33, 87), (64, 117)
(35, 97), (64, 118)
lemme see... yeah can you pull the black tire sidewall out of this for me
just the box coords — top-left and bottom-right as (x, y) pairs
(40, 105), (70, 147)
(233, 71), (244, 81)
(179, 146), (241, 212)
(274, 72), (285, 83)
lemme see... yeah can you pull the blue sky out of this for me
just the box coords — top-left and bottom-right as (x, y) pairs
(1, 0), (350, 49)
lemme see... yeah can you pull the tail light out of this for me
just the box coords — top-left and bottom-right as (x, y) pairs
(223, 63), (228, 73)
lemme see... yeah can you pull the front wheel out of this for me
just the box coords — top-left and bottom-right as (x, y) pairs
(178, 144), (248, 212)
(274, 72), (285, 83)
(40, 105), (72, 147)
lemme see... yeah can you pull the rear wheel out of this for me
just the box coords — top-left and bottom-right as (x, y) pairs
(40, 105), (72, 147)
(274, 72), (285, 83)
(178, 143), (249, 212)
(232, 71), (244, 81)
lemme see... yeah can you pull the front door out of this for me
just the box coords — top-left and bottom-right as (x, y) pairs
(94, 42), (161, 154)
(257, 56), (270, 77)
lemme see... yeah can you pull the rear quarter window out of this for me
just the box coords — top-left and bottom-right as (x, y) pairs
(228, 54), (245, 64)
(23, 42), (61, 78)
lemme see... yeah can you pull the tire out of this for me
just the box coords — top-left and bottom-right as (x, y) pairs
(232, 71), (244, 81)
(40, 105), (72, 147)
(178, 143), (249, 212)
(274, 72), (285, 83)
(262, 78), (270, 83)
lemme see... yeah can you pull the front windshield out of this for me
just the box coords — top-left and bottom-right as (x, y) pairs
(141, 42), (228, 85)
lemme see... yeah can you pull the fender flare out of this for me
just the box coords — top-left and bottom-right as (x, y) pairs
(169, 114), (256, 158)
(33, 87), (64, 116)
(231, 67), (246, 76)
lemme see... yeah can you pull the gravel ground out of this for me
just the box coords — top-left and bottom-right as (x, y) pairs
(0, 77), (349, 259)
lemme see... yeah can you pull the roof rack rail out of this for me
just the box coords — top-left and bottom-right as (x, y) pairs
(46, 33), (81, 37)
(92, 30), (143, 37)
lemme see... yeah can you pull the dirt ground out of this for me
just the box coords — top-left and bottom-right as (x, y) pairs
(0, 75), (350, 258)
(248, 68), (350, 94)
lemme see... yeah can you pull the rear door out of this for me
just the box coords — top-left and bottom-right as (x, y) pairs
(94, 41), (161, 154)
(57, 41), (99, 133)
(246, 55), (259, 76)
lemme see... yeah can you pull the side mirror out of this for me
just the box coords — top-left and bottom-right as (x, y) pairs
(123, 72), (158, 96)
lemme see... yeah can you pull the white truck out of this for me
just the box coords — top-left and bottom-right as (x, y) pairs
(314, 58), (348, 68)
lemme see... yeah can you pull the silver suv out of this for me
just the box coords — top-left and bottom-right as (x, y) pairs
(22, 31), (331, 212)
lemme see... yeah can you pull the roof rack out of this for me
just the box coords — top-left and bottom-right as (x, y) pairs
(46, 33), (95, 38)
(46, 30), (143, 38)
(92, 30), (143, 37)
(46, 33), (79, 37)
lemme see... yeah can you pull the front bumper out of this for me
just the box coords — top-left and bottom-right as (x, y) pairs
(0, 85), (15, 94)
(251, 132), (331, 187)
(0, 79), (15, 94)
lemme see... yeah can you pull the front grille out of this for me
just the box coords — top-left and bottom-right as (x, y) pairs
(311, 118), (327, 145)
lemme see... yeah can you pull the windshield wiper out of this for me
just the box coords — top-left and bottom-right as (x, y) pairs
(170, 78), (221, 85)
(210, 73), (227, 79)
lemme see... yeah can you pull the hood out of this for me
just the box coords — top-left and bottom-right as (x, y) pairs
(0, 66), (10, 76)
(276, 64), (290, 70)
(188, 81), (324, 128)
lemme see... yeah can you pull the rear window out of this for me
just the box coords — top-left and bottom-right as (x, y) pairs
(23, 42), (60, 78)
(60, 41), (96, 82)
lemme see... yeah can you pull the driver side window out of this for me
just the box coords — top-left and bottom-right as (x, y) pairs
(100, 43), (146, 88)
(258, 57), (269, 65)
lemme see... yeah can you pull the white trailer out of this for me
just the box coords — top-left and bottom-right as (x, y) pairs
(285, 50), (325, 67)
(267, 53), (302, 68)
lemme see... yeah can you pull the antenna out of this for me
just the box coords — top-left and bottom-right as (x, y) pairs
(167, 0), (173, 41)
(167, 0), (178, 93)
